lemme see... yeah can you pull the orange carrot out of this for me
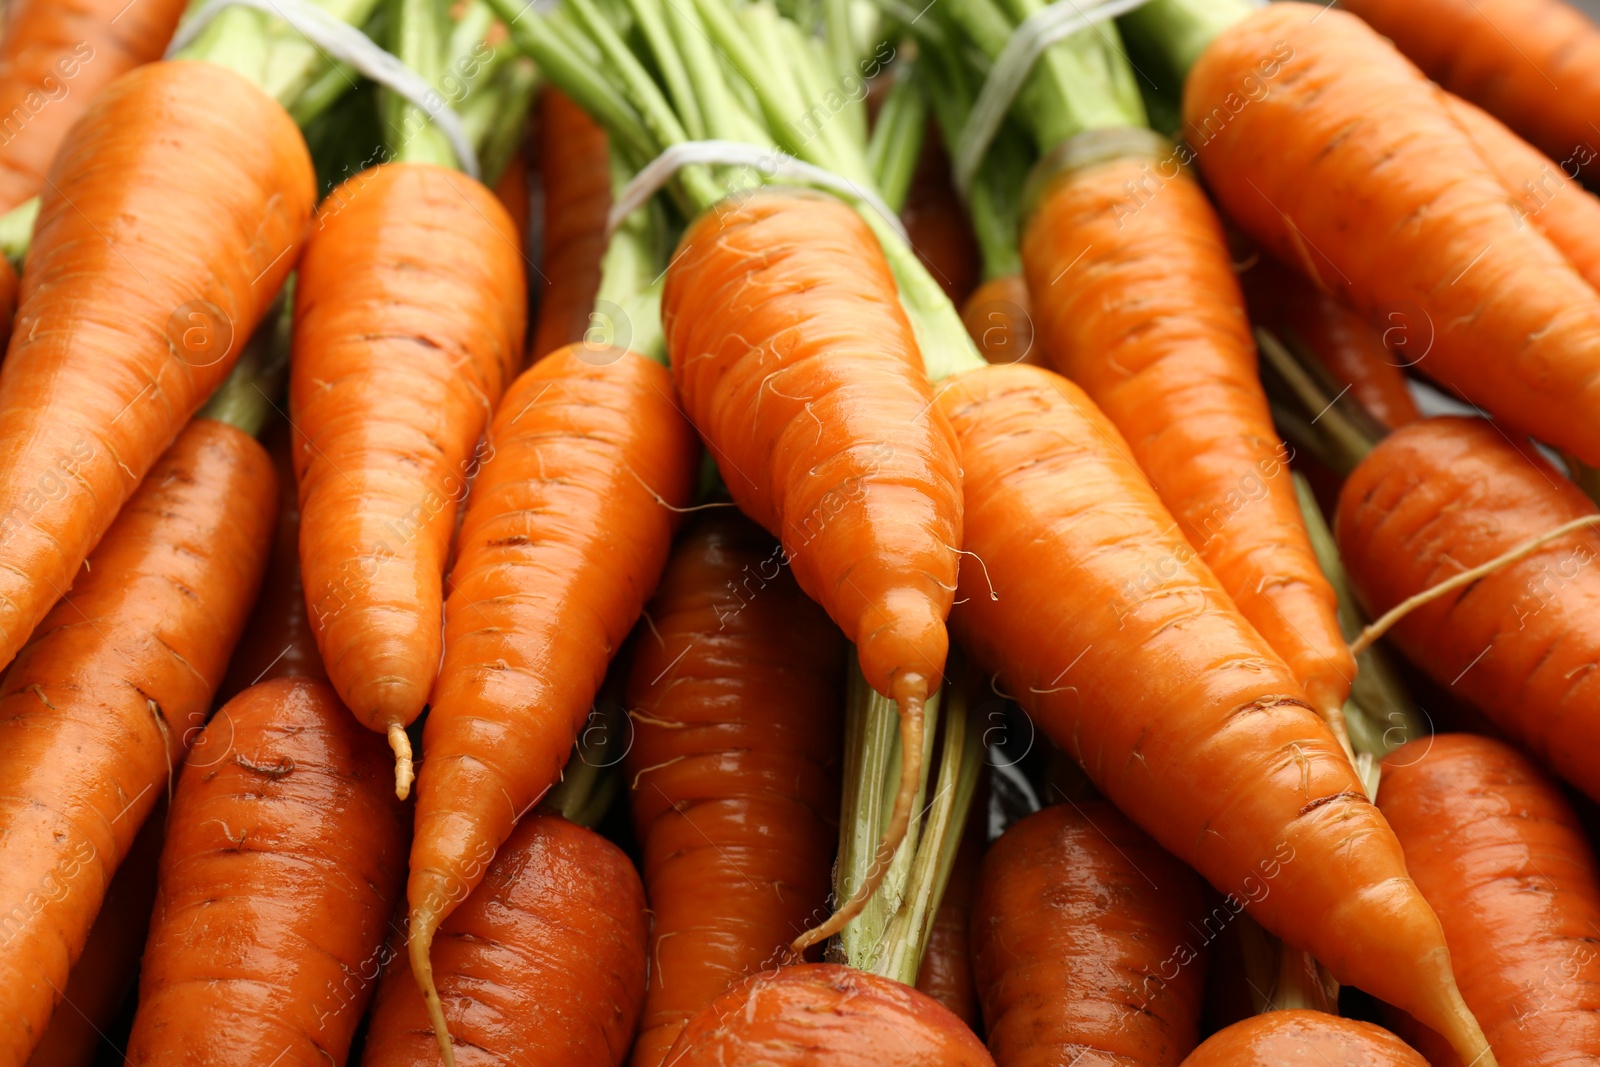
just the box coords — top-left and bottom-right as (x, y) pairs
(1182, 1011), (1427, 1067)
(1378, 733), (1600, 1066)
(0, 257), (15, 351)
(406, 343), (697, 1054)
(0, 417), (277, 1067)
(934, 362), (1491, 1064)
(971, 802), (1207, 1067)
(492, 137), (531, 253)
(961, 274), (1037, 368)
(292, 161), (526, 788)
(124, 676), (408, 1065)
(529, 88), (610, 361)
(915, 818), (983, 1029)
(624, 510), (844, 1066)
(0, 0), (189, 213)
(0, 59), (311, 670)
(1335, 417), (1600, 802)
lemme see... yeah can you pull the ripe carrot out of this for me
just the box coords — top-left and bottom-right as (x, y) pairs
(0, 417), (277, 1067)
(1339, 0), (1600, 183)
(1023, 148), (1353, 728)
(1179, 1), (1600, 468)
(971, 802), (1207, 1067)
(360, 812), (646, 1066)
(292, 160), (526, 787)
(0, 0), (189, 213)
(663, 963), (996, 1065)
(529, 88), (610, 361)
(492, 138), (531, 253)
(1335, 417), (1600, 802)
(961, 274), (1038, 368)
(915, 820), (982, 1029)
(624, 510), (844, 1066)
(1182, 1011), (1428, 1067)
(406, 343), (697, 1056)
(0, 59), (311, 670)
(1377, 733), (1600, 1066)
(934, 362), (1492, 1065)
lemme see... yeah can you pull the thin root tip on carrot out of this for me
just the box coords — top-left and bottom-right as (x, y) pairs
(389, 723), (414, 800)
(1440, 979), (1498, 1067)
(409, 920), (458, 1067)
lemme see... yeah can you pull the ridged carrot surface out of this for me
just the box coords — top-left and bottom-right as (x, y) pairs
(0, 60), (310, 670)
(361, 813), (647, 1067)
(625, 511), (843, 1066)
(1182, 1012), (1427, 1067)
(1335, 417), (1600, 801)
(530, 88), (610, 361)
(935, 362), (1489, 1065)
(972, 802), (1206, 1067)
(293, 161), (525, 768)
(915, 820), (982, 1028)
(1379, 733), (1600, 1067)
(0, 0), (189, 212)
(0, 419), (276, 1067)
(962, 274), (1038, 368)
(1184, 2), (1600, 467)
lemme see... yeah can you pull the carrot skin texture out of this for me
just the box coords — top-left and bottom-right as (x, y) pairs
(293, 161), (526, 739)
(1182, 1011), (1427, 1067)
(0, 59), (311, 669)
(1378, 734), (1600, 1067)
(0, 419), (276, 1067)
(0, 0), (189, 213)
(1335, 417), (1600, 801)
(625, 512), (844, 1067)
(1024, 157), (1352, 718)
(360, 813), (647, 1067)
(125, 677), (409, 1066)
(915, 820), (982, 1028)
(936, 364), (1481, 1057)
(972, 802), (1207, 1067)
(962, 274), (1039, 368)
(529, 88), (610, 361)
(1184, 2), (1600, 468)
(663, 964), (996, 1066)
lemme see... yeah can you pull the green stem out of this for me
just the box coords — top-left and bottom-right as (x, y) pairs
(199, 285), (294, 438)
(1256, 328), (1373, 475)
(866, 63), (926, 215)
(543, 697), (625, 828)
(592, 147), (671, 365)
(0, 198), (39, 266)
(386, 0), (458, 166)
(461, 56), (538, 184)
(1117, 0), (1252, 82)
(176, 0), (386, 111)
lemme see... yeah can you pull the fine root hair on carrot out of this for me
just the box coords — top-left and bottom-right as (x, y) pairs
(390, 723), (414, 800)
(410, 925), (458, 1067)
(1350, 513), (1600, 656)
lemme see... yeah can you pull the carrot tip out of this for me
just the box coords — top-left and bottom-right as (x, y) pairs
(408, 917), (458, 1067)
(389, 724), (414, 800)
(1437, 977), (1497, 1067)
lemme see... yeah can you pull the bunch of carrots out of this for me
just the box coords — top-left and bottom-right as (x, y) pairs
(7, 0), (1600, 1063)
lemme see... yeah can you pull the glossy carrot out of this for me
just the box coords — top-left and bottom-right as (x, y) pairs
(961, 274), (1038, 368)
(663, 963), (996, 1066)
(0, 418), (276, 1067)
(1378, 733), (1600, 1066)
(124, 676), (409, 1066)
(1335, 417), (1600, 802)
(529, 88), (610, 361)
(915, 820), (982, 1029)
(0, 0), (189, 213)
(361, 813), (647, 1067)
(0, 59), (311, 670)
(1183, 1), (1600, 468)
(406, 344), (697, 1051)
(1340, 0), (1600, 183)
(935, 362), (1490, 1065)
(1182, 1011), (1427, 1067)
(971, 802), (1207, 1067)
(1024, 150), (1353, 726)
(625, 511), (844, 1066)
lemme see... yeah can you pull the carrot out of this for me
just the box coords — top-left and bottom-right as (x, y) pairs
(1334, 417), (1600, 802)
(0, 0), (189, 213)
(624, 510), (844, 1066)
(663, 963), (996, 1066)
(0, 59), (311, 671)
(492, 136), (531, 253)
(1182, 1011), (1428, 1067)
(961, 274), (1037, 368)
(291, 160), (526, 789)
(914, 817), (982, 1029)
(124, 676), (408, 1065)
(934, 362), (1492, 1065)
(406, 342), (697, 1057)
(901, 123), (980, 307)
(529, 87), (610, 361)
(1377, 733), (1600, 1066)
(971, 801), (1207, 1067)
(0, 257), (15, 351)
(0, 416), (277, 1067)
(1339, 0), (1600, 183)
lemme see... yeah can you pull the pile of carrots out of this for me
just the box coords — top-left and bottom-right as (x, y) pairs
(7, 0), (1600, 1063)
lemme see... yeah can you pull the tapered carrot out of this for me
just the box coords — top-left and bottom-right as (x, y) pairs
(1378, 733), (1600, 1066)
(529, 88), (610, 361)
(1335, 416), (1600, 801)
(915, 820), (982, 1029)
(972, 802), (1207, 1067)
(935, 362), (1492, 1065)
(124, 676), (408, 1066)
(961, 274), (1037, 368)
(0, 417), (277, 1067)
(1182, 1012), (1428, 1067)
(0, 0), (189, 213)
(406, 343), (697, 1057)
(0, 59), (311, 670)
(624, 511), (844, 1066)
